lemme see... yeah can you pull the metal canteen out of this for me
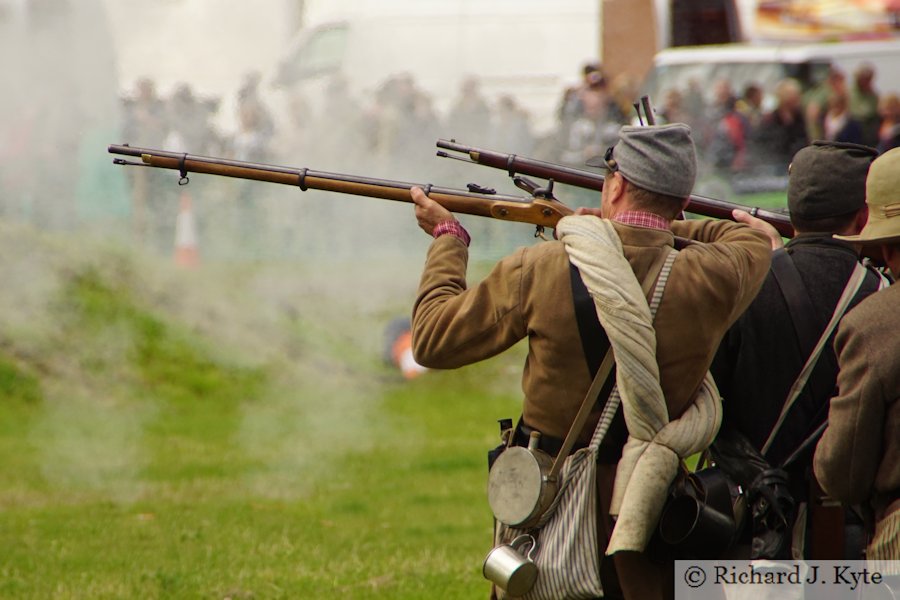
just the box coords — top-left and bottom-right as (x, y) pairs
(487, 432), (558, 529)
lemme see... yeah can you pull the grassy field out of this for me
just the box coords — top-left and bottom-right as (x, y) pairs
(0, 222), (525, 599)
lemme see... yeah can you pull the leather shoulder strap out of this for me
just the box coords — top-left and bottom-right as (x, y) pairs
(770, 249), (820, 358)
(767, 248), (840, 452)
(569, 245), (673, 376)
(762, 262), (869, 457)
(569, 263), (608, 379)
(555, 247), (677, 476)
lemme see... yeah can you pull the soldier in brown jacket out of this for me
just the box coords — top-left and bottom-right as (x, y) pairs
(409, 124), (771, 600)
(814, 147), (900, 570)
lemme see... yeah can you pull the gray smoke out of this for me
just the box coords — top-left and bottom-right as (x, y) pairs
(2, 0), (589, 500)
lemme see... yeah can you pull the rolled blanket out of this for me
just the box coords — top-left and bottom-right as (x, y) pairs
(557, 215), (721, 553)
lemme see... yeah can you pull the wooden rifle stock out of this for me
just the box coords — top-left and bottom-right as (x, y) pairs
(436, 138), (795, 238)
(108, 144), (572, 231)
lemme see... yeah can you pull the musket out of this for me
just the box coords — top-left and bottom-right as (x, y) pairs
(436, 139), (796, 238)
(108, 144), (571, 237)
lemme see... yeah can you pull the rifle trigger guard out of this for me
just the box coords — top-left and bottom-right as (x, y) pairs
(298, 168), (308, 191)
(534, 225), (549, 241)
(506, 154), (517, 178)
(177, 153), (190, 186)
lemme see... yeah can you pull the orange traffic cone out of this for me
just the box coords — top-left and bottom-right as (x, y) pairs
(391, 330), (427, 380)
(174, 189), (199, 268)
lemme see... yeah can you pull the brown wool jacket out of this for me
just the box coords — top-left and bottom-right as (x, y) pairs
(411, 218), (772, 447)
(814, 281), (900, 518)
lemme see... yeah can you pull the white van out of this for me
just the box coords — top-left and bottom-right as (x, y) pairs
(642, 39), (900, 110)
(270, 0), (600, 135)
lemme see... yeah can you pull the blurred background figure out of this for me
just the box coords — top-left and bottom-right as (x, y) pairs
(822, 91), (864, 144)
(312, 76), (364, 169)
(163, 83), (222, 154)
(158, 84), (216, 262)
(877, 93), (900, 153)
(443, 76), (492, 147)
(849, 62), (881, 147)
(122, 78), (168, 248)
(752, 78), (808, 176)
(707, 96), (750, 177)
(682, 78), (707, 124)
(558, 62), (603, 126)
(701, 78), (737, 144)
(233, 98), (273, 163)
(410, 89), (442, 157)
(490, 95), (535, 155)
(736, 82), (764, 133)
(236, 70), (275, 144)
(805, 66), (847, 141)
(230, 88), (276, 257)
(706, 79), (750, 178)
(658, 88), (690, 125)
(557, 65), (623, 166)
(274, 90), (313, 163)
(366, 73), (431, 175)
(555, 62), (600, 154)
(574, 68), (612, 122)
(122, 78), (166, 148)
(607, 73), (639, 124)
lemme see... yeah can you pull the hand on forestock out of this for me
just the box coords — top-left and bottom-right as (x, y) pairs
(411, 186), (455, 236)
(574, 207), (603, 217)
(732, 208), (785, 250)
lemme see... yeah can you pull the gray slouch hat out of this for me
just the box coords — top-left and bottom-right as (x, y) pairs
(587, 123), (698, 198)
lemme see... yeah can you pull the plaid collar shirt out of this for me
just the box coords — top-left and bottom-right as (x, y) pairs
(613, 210), (670, 232)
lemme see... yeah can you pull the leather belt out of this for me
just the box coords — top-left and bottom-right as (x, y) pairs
(514, 418), (626, 464)
(512, 420), (586, 458)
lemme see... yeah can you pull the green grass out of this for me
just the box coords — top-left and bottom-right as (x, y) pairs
(0, 225), (523, 599)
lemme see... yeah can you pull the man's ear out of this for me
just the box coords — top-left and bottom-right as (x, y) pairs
(606, 172), (625, 206)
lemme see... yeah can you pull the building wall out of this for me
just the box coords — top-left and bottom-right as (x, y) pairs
(601, 0), (658, 85)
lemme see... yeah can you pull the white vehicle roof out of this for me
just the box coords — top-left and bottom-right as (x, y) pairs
(654, 38), (900, 66)
(646, 38), (900, 101)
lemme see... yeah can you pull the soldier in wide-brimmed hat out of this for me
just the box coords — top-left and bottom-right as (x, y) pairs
(815, 147), (900, 573)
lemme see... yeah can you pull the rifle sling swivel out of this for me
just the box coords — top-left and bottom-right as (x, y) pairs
(178, 153), (190, 186)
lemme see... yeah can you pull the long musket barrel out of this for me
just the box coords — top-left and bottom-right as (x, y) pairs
(108, 144), (573, 229)
(436, 138), (795, 238)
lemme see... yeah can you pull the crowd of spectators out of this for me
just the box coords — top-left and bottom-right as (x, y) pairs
(119, 70), (543, 259)
(122, 61), (900, 196)
(554, 61), (900, 195)
(118, 62), (900, 258)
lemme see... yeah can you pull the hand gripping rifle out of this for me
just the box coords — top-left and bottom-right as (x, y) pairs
(108, 144), (572, 238)
(436, 139), (795, 239)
